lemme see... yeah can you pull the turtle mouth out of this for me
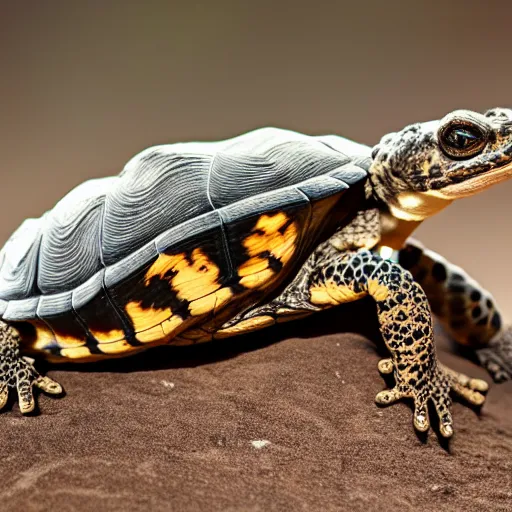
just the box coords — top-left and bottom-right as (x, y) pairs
(428, 161), (512, 199)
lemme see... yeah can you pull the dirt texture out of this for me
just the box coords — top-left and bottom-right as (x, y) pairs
(0, 302), (510, 511)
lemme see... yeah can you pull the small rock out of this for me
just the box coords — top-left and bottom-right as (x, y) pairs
(251, 440), (271, 449)
(161, 380), (175, 389)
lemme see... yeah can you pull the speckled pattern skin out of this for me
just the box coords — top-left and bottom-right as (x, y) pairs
(0, 107), (511, 442)
(398, 239), (503, 347)
(369, 108), (512, 212)
(397, 239), (512, 381)
(478, 330), (512, 382)
(398, 239), (512, 382)
(0, 322), (62, 413)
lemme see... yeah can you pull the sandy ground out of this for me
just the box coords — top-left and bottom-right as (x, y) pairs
(0, 301), (510, 512)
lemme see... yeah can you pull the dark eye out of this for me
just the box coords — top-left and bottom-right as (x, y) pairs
(439, 122), (487, 159)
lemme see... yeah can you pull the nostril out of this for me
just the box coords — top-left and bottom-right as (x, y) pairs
(371, 145), (380, 159)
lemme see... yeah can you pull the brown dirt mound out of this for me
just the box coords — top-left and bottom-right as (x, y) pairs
(0, 303), (510, 511)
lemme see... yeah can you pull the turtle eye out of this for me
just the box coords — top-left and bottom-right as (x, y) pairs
(439, 122), (487, 159)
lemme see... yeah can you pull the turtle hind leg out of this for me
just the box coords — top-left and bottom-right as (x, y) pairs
(397, 239), (507, 383)
(0, 321), (63, 413)
(476, 332), (512, 382)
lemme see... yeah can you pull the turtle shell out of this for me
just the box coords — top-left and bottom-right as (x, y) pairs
(0, 128), (371, 361)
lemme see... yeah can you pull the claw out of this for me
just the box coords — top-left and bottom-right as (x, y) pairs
(469, 379), (489, 393)
(441, 364), (488, 392)
(17, 383), (35, 414)
(0, 383), (8, 411)
(413, 401), (430, 432)
(439, 422), (454, 438)
(451, 383), (486, 406)
(440, 364), (487, 406)
(432, 394), (454, 438)
(375, 387), (402, 405)
(34, 376), (63, 395)
(378, 358), (394, 375)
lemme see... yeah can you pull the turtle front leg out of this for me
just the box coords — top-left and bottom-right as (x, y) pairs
(0, 321), (63, 413)
(224, 248), (488, 437)
(308, 249), (487, 437)
(398, 238), (512, 382)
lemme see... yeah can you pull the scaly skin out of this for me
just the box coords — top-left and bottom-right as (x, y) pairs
(308, 249), (486, 437)
(398, 239), (503, 347)
(0, 322), (62, 413)
(397, 238), (512, 382)
(477, 331), (512, 383)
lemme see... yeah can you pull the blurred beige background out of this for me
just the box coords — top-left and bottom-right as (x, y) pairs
(1, 1), (511, 317)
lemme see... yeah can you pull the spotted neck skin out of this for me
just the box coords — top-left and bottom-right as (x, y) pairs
(369, 108), (512, 221)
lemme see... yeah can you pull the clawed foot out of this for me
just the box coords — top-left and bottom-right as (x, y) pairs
(0, 323), (63, 414)
(0, 356), (63, 414)
(376, 358), (488, 438)
(476, 328), (512, 383)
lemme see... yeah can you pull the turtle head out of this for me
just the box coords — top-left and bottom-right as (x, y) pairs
(369, 108), (512, 221)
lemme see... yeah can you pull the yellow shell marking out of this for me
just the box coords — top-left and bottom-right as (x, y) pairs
(135, 325), (163, 343)
(30, 321), (85, 350)
(32, 321), (57, 351)
(97, 339), (134, 355)
(238, 212), (298, 289)
(161, 315), (187, 335)
(90, 328), (125, 344)
(124, 301), (178, 343)
(53, 333), (86, 349)
(125, 301), (173, 334)
(145, 249), (222, 301)
(60, 346), (92, 359)
(124, 248), (232, 343)
(188, 287), (233, 316)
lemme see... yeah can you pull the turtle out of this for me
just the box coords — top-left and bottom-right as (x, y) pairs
(0, 107), (511, 441)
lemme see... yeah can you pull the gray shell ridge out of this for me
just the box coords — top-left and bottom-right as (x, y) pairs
(0, 127), (371, 324)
